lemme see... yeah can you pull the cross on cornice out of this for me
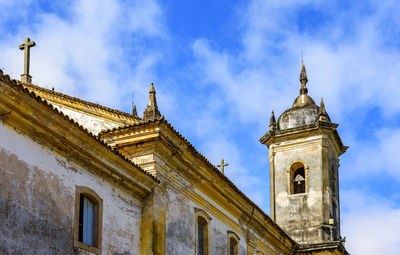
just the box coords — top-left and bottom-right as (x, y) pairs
(217, 159), (229, 174)
(19, 37), (36, 84)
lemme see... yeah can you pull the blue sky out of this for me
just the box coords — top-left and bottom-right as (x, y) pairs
(1, 0), (400, 253)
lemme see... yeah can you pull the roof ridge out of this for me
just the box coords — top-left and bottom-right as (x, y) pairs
(22, 81), (140, 120)
(97, 115), (165, 136)
(0, 69), (158, 183)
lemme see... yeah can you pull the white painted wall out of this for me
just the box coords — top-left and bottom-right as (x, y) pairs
(0, 123), (142, 255)
(165, 187), (248, 255)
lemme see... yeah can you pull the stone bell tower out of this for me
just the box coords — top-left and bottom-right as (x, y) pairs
(260, 63), (348, 245)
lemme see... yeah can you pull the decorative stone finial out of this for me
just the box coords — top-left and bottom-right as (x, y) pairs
(143, 82), (161, 121)
(269, 110), (277, 131)
(318, 97), (328, 121)
(149, 83), (156, 93)
(132, 104), (138, 118)
(299, 61), (308, 95)
(131, 90), (138, 118)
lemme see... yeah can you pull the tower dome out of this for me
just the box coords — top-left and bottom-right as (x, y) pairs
(277, 62), (330, 130)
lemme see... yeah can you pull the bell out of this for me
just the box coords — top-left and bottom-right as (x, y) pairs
(294, 174), (305, 184)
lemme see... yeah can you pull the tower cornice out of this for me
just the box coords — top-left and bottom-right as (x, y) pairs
(260, 121), (348, 156)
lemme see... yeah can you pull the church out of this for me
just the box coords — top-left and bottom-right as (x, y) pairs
(0, 38), (349, 254)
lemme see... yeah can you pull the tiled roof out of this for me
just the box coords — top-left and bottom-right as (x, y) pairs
(0, 70), (158, 183)
(22, 82), (140, 122)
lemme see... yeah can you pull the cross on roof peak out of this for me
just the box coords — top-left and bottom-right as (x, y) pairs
(19, 37), (36, 84)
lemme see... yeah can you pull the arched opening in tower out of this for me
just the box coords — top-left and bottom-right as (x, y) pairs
(293, 167), (306, 194)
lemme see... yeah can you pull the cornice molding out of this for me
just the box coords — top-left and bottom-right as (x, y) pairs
(0, 72), (157, 201)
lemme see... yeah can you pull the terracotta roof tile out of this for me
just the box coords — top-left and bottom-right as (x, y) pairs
(22, 82), (140, 121)
(0, 69), (158, 183)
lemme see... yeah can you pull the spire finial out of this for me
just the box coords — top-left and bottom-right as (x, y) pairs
(143, 82), (161, 121)
(301, 50), (304, 63)
(318, 97), (328, 121)
(269, 110), (277, 131)
(131, 90), (138, 118)
(149, 82), (155, 93)
(299, 61), (308, 95)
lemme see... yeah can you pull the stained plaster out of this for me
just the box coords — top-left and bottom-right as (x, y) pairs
(0, 123), (142, 255)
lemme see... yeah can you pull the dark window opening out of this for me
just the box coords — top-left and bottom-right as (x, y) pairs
(78, 194), (95, 246)
(293, 167), (306, 194)
(229, 238), (237, 255)
(197, 217), (206, 255)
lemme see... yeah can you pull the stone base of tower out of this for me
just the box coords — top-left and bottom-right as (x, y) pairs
(295, 241), (349, 255)
(286, 227), (324, 245)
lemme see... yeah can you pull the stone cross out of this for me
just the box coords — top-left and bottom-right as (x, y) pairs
(19, 37), (36, 84)
(217, 159), (229, 174)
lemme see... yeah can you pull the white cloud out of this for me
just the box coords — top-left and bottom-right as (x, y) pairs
(193, 0), (400, 124)
(192, 39), (293, 124)
(0, 0), (167, 112)
(342, 189), (400, 254)
(344, 128), (400, 181)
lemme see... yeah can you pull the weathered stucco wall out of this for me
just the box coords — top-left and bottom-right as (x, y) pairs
(326, 144), (340, 240)
(99, 121), (296, 254)
(0, 123), (142, 255)
(271, 133), (341, 244)
(165, 187), (248, 255)
(272, 135), (324, 244)
(52, 105), (121, 135)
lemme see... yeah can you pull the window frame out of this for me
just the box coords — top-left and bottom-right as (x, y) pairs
(194, 208), (211, 255)
(74, 186), (103, 255)
(287, 159), (309, 195)
(227, 231), (239, 255)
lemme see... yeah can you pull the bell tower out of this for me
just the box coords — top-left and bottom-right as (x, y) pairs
(260, 63), (348, 244)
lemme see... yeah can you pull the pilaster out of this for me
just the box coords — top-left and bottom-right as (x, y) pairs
(140, 185), (167, 255)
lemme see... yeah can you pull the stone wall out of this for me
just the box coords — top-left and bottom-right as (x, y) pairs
(165, 187), (248, 255)
(0, 123), (142, 255)
(272, 135), (325, 244)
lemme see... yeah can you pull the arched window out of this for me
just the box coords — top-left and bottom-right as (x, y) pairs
(74, 186), (103, 255)
(79, 195), (95, 245)
(198, 217), (207, 255)
(195, 208), (211, 255)
(289, 161), (307, 194)
(227, 231), (239, 255)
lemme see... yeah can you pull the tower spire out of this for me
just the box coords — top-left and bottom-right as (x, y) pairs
(131, 90), (138, 118)
(143, 83), (161, 122)
(299, 61), (308, 95)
